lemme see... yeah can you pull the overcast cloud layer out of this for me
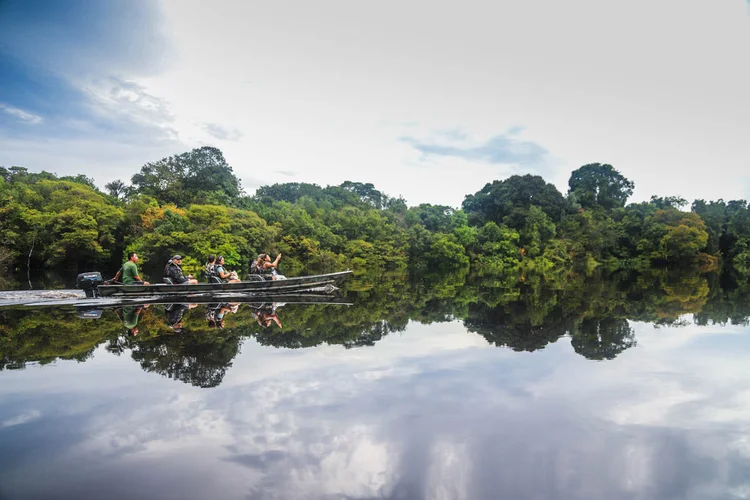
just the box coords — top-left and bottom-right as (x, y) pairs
(1, 0), (748, 207)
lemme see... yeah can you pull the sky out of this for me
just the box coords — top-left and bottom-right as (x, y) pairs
(1, 0), (749, 208)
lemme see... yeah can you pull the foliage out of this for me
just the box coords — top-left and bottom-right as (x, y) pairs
(2, 148), (750, 281)
(568, 163), (634, 210)
(130, 146), (242, 206)
(462, 174), (567, 228)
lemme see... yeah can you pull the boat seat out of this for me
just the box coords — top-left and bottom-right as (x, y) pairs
(208, 275), (224, 284)
(163, 277), (175, 285)
(246, 274), (267, 282)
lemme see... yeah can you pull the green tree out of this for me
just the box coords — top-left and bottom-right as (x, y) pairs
(568, 163), (634, 210)
(105, 179), (128, 199)
(462, 174), (566, 228)
(131, 147), (242, 206)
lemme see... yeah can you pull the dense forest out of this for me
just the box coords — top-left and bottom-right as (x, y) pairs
(2, 146), (750, 283)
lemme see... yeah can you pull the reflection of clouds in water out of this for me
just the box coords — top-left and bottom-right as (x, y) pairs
(2, 322), (750, 499)
(0, 410), (41, 429)
(209, 341), (750, 499)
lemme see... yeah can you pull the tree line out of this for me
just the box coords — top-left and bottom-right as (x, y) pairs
(2, 146), (750, 281)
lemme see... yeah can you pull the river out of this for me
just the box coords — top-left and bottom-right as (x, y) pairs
(1, 269), (748, 499)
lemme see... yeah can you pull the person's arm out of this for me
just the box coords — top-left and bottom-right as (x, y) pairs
(264, 254), (282, 269)
(270, 314), (282, 328)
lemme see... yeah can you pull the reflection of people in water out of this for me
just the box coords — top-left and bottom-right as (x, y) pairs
(115, 304), (150, 336)
(165, 303), (198, 332)
(254, 302), (283, 329)
(206, 302), (240, 329)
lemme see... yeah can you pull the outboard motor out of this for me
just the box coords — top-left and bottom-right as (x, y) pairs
(76, 307), (103, 319)
(77, 271), (103, 298)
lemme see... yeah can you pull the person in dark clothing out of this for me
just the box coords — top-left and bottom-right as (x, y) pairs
(205, 254), (216, 280)
(164, 255), (198, 284)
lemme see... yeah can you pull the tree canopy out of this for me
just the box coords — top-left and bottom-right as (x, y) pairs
(568, 163), (634, 210)
(1, 148), (748, 284)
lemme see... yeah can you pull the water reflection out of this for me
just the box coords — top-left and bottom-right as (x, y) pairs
(3, 268), (750, 380)
(2, 270), (750, 498)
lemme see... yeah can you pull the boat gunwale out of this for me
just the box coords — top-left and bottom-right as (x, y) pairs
(96, 270), (352, 297)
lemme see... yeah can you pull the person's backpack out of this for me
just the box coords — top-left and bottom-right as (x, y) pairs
(205, 263), (217, 282)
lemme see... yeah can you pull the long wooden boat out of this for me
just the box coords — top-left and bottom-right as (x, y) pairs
(81, 270), (353, 298)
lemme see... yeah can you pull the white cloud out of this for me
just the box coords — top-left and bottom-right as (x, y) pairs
(4, 1), (748, 206)
(0, 104), (43, 125)
(120, 0), (750, 207)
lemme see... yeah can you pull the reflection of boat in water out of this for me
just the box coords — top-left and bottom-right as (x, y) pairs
(97, 295), (354, 387)
(76, 293), (352, 320)
(11, 291), (352, 310)
(77, 270), (353, 298)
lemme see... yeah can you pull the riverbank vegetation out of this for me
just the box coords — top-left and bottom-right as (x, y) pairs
(2, 146), (750, 281)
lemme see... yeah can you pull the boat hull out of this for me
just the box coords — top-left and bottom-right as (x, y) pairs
(96, 271), (352, 297)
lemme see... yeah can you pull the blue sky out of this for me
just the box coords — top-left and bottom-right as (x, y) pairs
(1, 0), (749, 206)
(0, 0), (179, 180)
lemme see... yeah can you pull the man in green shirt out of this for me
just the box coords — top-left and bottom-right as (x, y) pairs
(122, 252), (149, 285)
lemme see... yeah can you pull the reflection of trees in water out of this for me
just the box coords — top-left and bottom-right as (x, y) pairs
(0, 307), (121, 370)
(570, 318), (636, 361)
(6, 267), (750, 379)
(130, 332), (242, 388)
(464, 301), (569, 352)
(253, 316), (408, 350)
(460, 268), (713, 360)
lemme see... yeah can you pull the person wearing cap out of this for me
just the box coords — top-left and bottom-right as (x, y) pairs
(164, 255), (198, 285)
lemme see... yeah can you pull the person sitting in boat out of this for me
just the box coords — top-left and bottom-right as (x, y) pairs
(251, 253), (282, 280)
(214, 255), (241, 283)
(205, 254), (216, 279)
(121, 252), (150, 285)
(164, 255), (198, 285)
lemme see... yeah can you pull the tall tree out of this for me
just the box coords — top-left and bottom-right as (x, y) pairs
(568, 163), (634, 210)
(105, 179), (128, 199)
(462, 174), (566, 228)
(131, 147), (242, 206)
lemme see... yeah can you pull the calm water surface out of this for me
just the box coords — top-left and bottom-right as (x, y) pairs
(1, 272), (749, 499)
